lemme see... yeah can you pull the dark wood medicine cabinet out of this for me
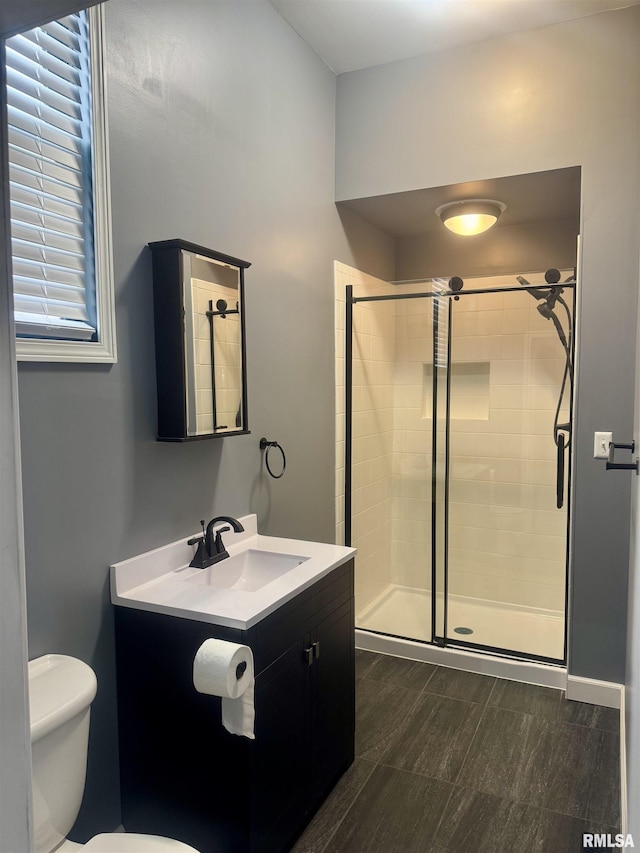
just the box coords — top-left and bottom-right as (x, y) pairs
(148, 239), (251, 441)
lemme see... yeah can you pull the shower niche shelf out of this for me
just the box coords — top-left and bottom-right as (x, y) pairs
(422, 361), (490, 421)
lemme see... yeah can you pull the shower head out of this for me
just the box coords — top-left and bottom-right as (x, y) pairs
(449, 276), (464, 292)
(216, 299), (228, 313)
(537, 301), (554, 320)
(544, 289), (562, 312)
(517, 275), (549, 301)
(518, 269), (566, 303)
(539, 270), (565, 315)
(538, 299), (569, 350)
(537, 284), (564, 321)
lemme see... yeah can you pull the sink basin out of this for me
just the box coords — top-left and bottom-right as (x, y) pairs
(184, 549), (310, 592)
(111, 513), (356, 629)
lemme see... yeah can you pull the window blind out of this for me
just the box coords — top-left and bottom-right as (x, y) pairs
(6, 12), (96, 341)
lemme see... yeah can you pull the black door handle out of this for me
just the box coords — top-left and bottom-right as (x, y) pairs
(556, 433), (566, 510)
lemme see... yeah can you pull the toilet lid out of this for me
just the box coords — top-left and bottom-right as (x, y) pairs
(82, 833), (201, 852)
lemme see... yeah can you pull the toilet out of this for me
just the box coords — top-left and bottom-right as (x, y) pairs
(29, 654), (200, 853)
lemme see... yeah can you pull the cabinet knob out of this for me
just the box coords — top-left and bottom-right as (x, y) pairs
(304, 642), (321, 666)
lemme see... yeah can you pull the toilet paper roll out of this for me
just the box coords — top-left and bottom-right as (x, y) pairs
(193, 639), (254, 699)
(222, 683), (255, 740)
(193, 639), (255, 738)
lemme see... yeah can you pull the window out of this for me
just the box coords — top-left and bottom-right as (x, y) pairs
(5, 5), (116, 362)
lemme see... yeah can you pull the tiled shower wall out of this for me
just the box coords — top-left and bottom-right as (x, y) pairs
(390, 278), (568, 613)
(336, 263), (569, 619)
(447, 279), (568, 612)
(390, 294), (434, 592)
(191, 278), (243, 433)
(335, 262), (396, 613)
(211, 309), (242, 431)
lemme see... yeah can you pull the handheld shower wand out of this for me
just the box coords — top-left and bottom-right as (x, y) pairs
(518, 269), (571, 358)
(517, 268), (574, 508)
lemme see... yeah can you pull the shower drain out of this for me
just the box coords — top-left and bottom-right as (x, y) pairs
(453, 626), (474, 635)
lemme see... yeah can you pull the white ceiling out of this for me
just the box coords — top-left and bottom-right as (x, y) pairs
(269, 0), (640, 74)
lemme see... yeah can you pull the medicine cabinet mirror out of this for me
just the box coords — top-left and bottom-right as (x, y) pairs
(148, 239), (250, 441)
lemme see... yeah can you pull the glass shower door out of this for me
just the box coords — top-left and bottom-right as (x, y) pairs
(432, 289), (450, 645)
(347, 274), (572, 663)
(443, 286), (571, 661)
(349, 290), (435, 642)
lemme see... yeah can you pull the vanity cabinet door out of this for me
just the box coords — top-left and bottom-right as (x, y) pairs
(252, 638), (311, 853)
(250, 560), (355, 852)
(309, 599), (355, 808)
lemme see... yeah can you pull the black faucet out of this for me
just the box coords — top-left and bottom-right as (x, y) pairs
(188, 515), (245, 569)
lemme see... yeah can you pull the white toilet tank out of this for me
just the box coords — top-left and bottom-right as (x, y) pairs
(29, 654), (98, 853)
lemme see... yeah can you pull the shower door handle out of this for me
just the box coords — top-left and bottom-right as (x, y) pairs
(606, 441), (639, 473)
(556, 433), (566, 509)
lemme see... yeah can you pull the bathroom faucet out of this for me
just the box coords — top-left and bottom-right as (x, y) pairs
(188, 515), (245, 568)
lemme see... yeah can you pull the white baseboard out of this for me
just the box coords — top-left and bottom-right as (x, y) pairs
(566, 674), (623, 709)
(356, 631), (627, 707)
(356, 629), (567, 690)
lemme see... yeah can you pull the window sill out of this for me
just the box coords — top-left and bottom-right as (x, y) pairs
(16, 337), (117, 364)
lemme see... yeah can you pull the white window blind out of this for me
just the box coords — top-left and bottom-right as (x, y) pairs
(6, 11), (100, 343)
(6, 6), (116, 363)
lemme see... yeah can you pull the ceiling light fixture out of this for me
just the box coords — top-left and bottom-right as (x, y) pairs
(435, 199), (506, 236)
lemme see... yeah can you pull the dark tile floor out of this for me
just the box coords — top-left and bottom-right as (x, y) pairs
(292, 651), (621, 853)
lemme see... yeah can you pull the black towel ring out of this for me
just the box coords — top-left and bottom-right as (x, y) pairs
(259, 437), (286, 479)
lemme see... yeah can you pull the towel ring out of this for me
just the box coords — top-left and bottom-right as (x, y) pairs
(259, 438), (286, 479)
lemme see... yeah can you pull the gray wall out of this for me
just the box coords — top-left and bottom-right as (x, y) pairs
(0, 45), (31, 853)
(626, 254), (640, 838)
(335, 7), (640, 684)
(396, 219), (578, 281)
(16, 0), (394, 838)
(1, 4), (104, 850)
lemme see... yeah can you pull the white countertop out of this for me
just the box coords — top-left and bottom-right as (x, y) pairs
(110, 515), (356, 629)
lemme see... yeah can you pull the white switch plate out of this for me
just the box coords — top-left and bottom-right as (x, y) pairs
(594, 431), (613, 459)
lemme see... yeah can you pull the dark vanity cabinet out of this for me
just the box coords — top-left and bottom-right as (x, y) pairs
(114, 560), (355, 853)
(148, 239), (251, 441)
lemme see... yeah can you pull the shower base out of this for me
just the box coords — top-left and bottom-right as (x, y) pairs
(357, 584), (564, 661)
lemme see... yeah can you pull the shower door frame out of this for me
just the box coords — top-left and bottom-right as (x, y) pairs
(344, 280), (576, 666)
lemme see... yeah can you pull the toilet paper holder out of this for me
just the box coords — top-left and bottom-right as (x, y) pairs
(606, 440), (639, 474)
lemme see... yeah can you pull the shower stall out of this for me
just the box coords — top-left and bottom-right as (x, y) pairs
(338, 268), (575, 666)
